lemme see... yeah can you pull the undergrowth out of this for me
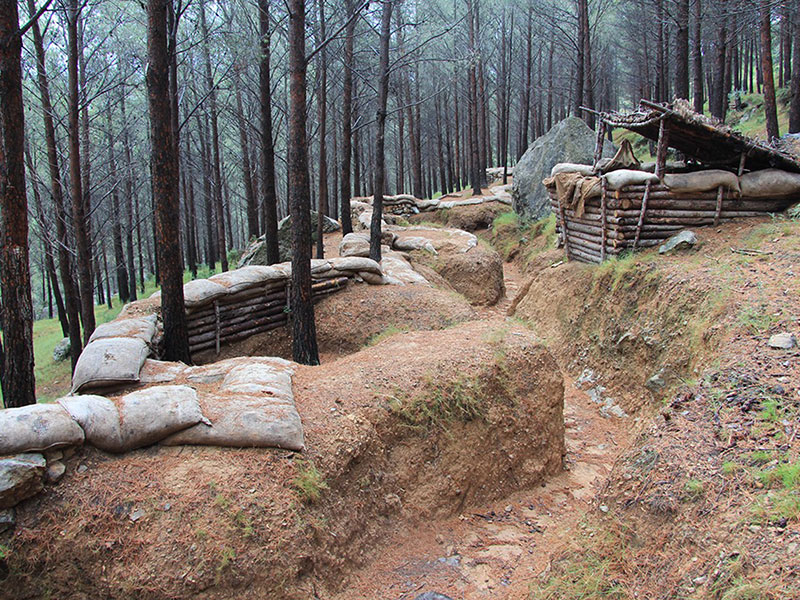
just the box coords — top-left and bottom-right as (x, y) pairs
(293, 461), (328, 504)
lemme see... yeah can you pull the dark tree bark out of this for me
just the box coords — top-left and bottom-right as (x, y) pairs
(340, 0), (356, 234)
(259, 0), (280, 262)
(692, 0), (704, 113)
(288, 0), (319, 365)
(67, 0), (95, 343)
(146, 0), (191, 363)
(106, 108), (130, 304)
(790, 0), (800, 132)
(233, 63), (258, 240)
(520, 4), (532, 158)
(760, 0), (780, 140)
(199, 2), (227, 272)
(710, 3), (727, 121)
(675, 0), (690, 100)
(27, 0), (82, 366)
(369, 0), (393, 263)
(315, 0), (329, 259)
(0, 0), (35, 407)
(467, 0), (481, 196)
(120, 92), (138, 301)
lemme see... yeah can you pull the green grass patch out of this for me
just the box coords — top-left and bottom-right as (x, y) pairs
(293, 461), (328, 504)
(366, 325), (411, 347)
(736, 305), (776, 335)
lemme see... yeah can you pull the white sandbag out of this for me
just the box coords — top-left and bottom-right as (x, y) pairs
(739, 169), (800, 198)
(329, 256), (382, 275)
(61, 386), (206, 453)
(58, 395), (122, 453)
(550, 163), (596, 177)
(312, 268), (350, 280)
(138, 359), (186, 384)
(162, 395), (305, 451)
(416, 199), (441, 211)
(310, 259), (333, 274)
(71, 337), (150, 392)
(182, 279), (228, 307)
(663, 169), (740, 194)
(439, 198), (484, 209)
(603, 169), (660, 190)
(219, 363), (295, 398)
(392, 236), (438, 254)
(358, 271), (388, 285)
(380, 253), (430, 286)
(0, 404), (85, 455)
(89, 315), (157, 344)
(209, 265), (286, 294)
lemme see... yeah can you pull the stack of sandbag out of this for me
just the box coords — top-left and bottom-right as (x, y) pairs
(544, 163), (800, 263)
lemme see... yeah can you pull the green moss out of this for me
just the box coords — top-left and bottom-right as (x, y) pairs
(293, 461), (328, 504)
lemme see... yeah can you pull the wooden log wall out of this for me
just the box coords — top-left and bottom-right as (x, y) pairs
(186, 277), (349, 356)
(549, 182), (797, 264)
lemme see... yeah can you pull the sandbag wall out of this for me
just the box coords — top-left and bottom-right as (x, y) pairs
(186, 276), (348, 355)
(548, 179), (798, 264)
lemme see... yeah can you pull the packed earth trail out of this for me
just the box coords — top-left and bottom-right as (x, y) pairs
(325, 260), (636, 600)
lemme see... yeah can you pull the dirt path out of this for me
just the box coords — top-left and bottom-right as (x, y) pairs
(329, 261), (633, 599)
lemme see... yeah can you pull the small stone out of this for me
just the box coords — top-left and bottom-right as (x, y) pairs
(0, 453), (46, 509)
(505, 505), (513, 513)
(44, 450), (63, 463)
(52, 337), (71, 362)
(414, 594), (454, 600)
(768, 332), (797, 350)
(659, 230), (698, 254)
(45, 461), (66, 483)
(645, 369), (667, 392)
(693, 576), (707, 585)
(76, 463), (88, 474)
(163, 502), (172, 511)
(129, 508), (145, 522)
(599, 504), (609, 513)
(748, 525), (762, 533)
(0, 508), (15, 534)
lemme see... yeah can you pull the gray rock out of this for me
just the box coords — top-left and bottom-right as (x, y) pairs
(52, 337), (71, 362)
(0, 508), (15, 533)
(645, 369), (667, 392)
(238, 211), (341, 266)
(768, 332), (797, 349)
(45, 460), (66, 483)
(0, 453), (46, 509)
(414, 594), (454, 600)
(658, 230), (698, 254)
(512, 117), (614, 220)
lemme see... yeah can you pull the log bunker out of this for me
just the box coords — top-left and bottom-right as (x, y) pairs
(547, 99), (800, 263)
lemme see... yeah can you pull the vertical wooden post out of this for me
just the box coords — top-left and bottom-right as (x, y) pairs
(713, 185), (724, 226)
(655, 118), (670, 179)
(738, 152), (747, 176)
(600, 178), (608, 261)
(214, 300), (220, 355)
(556, 196), (571, 261)
(633, 181), (652, 250)
(593, 120), (606, 171)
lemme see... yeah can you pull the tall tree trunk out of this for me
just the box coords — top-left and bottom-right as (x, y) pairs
(467, 0), (481, 196)
(288, 0), (319, 365)
(574, 0), (585, 116)
(520, 4), (532, 157)
(675, 0), (690, 100)
(790, 0), (800, 132)
(340, 0), (356, 234)
(710, 3), (727, 120)
(233, 64), (258, 240)
(27, 0), (82, 366)
(315, 0), (329, 259)
(199, 2), (228, 272)
(0, 0), (35, 407)
(259, 0), (280, 262)
(147, 0), (191, 363)
(760, 0), (780, 140)
(120, 92), (138, 301)
(369, 0), (393, 262)
(692, 0), (704, 112)
(67, 0), (95, 343)
(106, 109), (130, 304)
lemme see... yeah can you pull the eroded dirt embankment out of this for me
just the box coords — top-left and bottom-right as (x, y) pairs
(1, 320), (563, 600)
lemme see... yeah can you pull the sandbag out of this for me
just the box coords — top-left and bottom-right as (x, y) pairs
(392, 236), (438, 254)
(209, 265), (285, 294)
(663, 169), (740, 194)
(550, 163), (595, 177)
(162, 396), (305, 451)
(380, 253), (430, 285)
(60, 386), (206, 453)
(89, 315), (157, 344)
(0, 404), (85, 455)
(329, 256), (382, 275)
(219, 363), (294, 398)
(359, 271), (387, 285)
(739, 169), (800, 198)
(603, 169), (660, 190)
(416, 199), (441, 211)
(439, 198), (484, 209)
(71, 337), (150, 392)
(182, 279), (228, 307)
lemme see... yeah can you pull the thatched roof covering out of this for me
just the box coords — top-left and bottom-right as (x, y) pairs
(599, 99), (800, 174)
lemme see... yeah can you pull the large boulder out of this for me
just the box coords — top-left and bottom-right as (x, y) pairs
(513, 116), (614, 220)
(239, 211), (341, 266)
(0, 454), (45, 509)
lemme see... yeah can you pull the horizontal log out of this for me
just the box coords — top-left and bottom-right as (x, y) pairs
(187, 297), (287, 328)
(190, 319), (288, 355)
(611, 198), (788, 212)
(567, 245), (603, 263)
(610, 208), (766, 219)
(187, 304), (287, 338)
(188, 312), (288, 345)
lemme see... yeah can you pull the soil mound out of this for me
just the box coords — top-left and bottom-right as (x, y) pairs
(412, 245), (506, 306)
(2, 321), (563, 600)
(409, 201), (510, 232)
(193, 282), (476, 363)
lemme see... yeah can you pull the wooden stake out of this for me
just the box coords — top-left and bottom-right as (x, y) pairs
(633, 180), (651, 249)
(600, 178), (608, 261)
(713, 185), (724, 226)
(655, 118), (670, 179)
